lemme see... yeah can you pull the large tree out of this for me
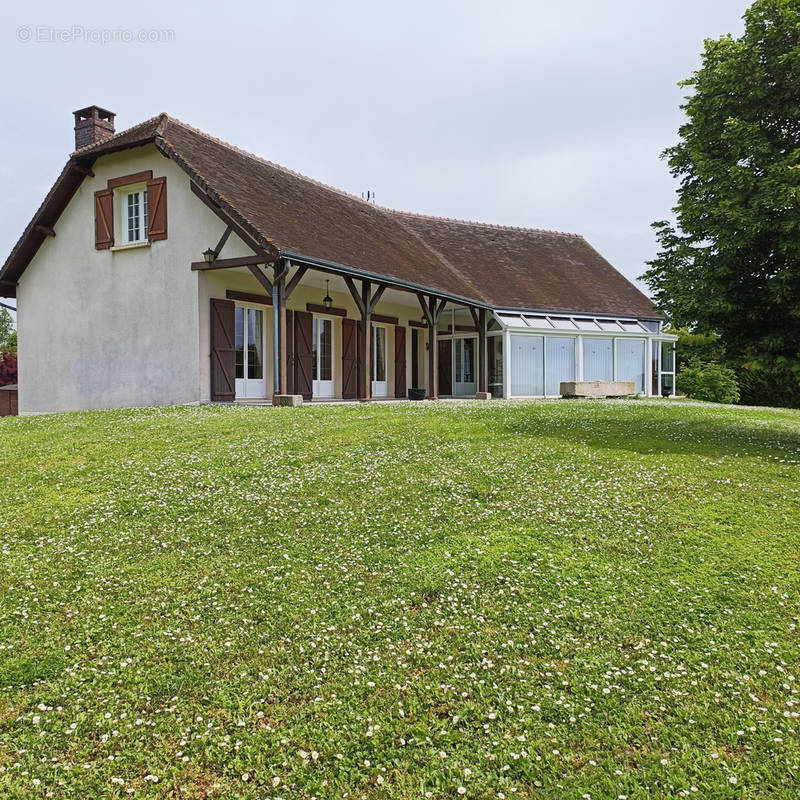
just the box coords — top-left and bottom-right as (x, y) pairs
(643, 0), (800, 396)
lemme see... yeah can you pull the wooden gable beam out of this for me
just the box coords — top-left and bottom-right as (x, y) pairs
(34, 224), (56, 238)
(189, 182), (276, 262)
(213, 226), (232, 259)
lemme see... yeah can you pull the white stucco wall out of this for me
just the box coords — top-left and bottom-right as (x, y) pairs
(17, 145), (229, 413)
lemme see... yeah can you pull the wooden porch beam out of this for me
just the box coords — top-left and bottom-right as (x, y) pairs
(248, 264), (273, 293)
(344, 276), (366, 317)
(367, 284), (386, 314)
(284, 265), (308, 299)
(191, 255), (274, 271)
(416, 293), (434, 327)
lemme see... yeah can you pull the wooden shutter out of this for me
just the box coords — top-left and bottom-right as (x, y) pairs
(394, 326), (407, 398)
(94, 189), (114, 249)
(210, 298), (236, 402)
(146, 177), (167, 241)
(438, 339), (452, 396)
(294, 310), (313, 400)
(341, 318), (358, 399)
(286, 309), (295, 395)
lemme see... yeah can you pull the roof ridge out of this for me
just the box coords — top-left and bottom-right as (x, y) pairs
(159, 114), (376, 207)
(392, 208), (584, 238)
(75, 112), (584, 239)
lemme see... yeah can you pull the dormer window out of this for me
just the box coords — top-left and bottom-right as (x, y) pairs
(122, 188), (148, 244)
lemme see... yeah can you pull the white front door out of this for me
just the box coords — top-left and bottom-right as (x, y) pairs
(371, 324), (388, 397)
(453, 336), (477, 396)
(312, 316), (334, 398)
(234, 306), (266, 399)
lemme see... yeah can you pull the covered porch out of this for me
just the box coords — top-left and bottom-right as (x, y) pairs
(193, 248), (493, 405)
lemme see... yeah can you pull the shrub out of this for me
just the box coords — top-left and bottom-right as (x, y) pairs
(678, 362), (740, 404)
(0, 350), (17, 386)
(737, 361), (800, 409)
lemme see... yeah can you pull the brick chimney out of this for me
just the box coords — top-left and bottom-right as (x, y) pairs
(73, 106), (115, 150)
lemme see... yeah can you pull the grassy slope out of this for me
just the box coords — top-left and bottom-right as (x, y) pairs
(0, 400), (798, 799)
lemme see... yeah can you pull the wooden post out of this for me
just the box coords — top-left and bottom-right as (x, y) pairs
(472, 307), (487, 394)
(417, 293), (447, 401)
(360, 280), (372, 401)
(273, 260), (289, 397)
(428, 297), (438, 400)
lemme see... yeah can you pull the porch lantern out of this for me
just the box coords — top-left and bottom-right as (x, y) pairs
(202, 247), (216, 263)
(322, 280), (333, 309)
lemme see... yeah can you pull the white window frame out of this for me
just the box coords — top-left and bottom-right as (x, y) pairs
(120, 185), (149, 245)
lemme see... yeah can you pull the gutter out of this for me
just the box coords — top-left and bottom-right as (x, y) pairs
(279, 250), (494, 311)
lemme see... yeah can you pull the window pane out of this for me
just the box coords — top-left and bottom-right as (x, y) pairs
(463, 338), (474, 383)
(583, 338), (613, 381)
(235, 307), (244, 379)
(660, 341), (675, 372)
(510, 334), (544, 396)
(373, 327), (386, 381)
(411, 328), (419, 387)
(454, 339), (463, 382)
(616, 338), (645, 393)
(489, 336), (504, 396)
(545, 336), (575, 395)
(320, 319), (332, 381)
(142, 190), (148, 236)
(312, 318), (318, 381)
(598, 319), (622, 332)
(127, 192), (139, 242)
(247, 309), (263, 379)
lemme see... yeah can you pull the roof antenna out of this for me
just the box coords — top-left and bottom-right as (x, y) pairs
(363, 190), (376, 203)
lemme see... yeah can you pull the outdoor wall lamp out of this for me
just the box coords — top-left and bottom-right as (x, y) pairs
(323, 279), (333, 309)
(202, 248), (216, 263)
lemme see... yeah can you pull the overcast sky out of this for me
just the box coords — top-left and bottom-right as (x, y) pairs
(1, 0), (751, 307)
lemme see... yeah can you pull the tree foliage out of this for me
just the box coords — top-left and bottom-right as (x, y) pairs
(0, 308), (15, 353)
(642, 0), (800, 404)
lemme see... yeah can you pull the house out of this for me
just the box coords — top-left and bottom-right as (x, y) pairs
(0, 106), (676, 414)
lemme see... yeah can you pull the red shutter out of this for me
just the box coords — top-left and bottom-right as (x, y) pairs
(210, 298), (236, 402)
(294, 311), (314, 400)
(341, 318), (358, 399)
(394, 326), (407, 398)
(146, 177), (167, 241)
(94, 189), (114, 249)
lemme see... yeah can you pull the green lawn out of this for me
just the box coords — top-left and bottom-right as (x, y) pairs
(1, 400), (799, 799)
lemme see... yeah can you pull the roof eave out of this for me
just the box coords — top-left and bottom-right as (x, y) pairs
(279, 250), (494, 310)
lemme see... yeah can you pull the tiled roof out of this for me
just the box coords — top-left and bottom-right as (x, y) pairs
(2, 114), (659, 318)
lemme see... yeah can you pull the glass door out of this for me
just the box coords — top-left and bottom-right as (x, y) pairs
(371, 325), (388, 397)
(453, 336), (476, 395)
(312, 317), (334, 398)
(234, 306), (266, 398)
